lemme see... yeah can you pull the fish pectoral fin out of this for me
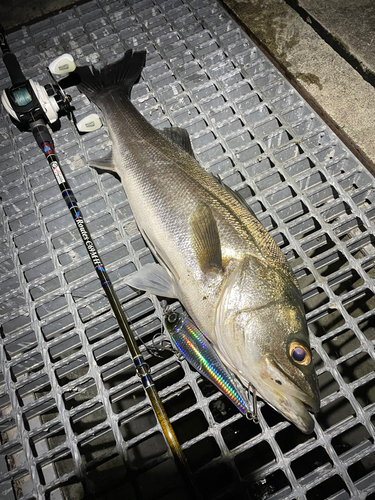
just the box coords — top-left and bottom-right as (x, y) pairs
(190, 202), (222, 274)
(123, 262), (178, 298)
(89, 152), (120, 178)
(162, 127), (195, 158)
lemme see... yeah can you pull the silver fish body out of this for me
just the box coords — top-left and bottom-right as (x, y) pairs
(75, 51), (320, 433)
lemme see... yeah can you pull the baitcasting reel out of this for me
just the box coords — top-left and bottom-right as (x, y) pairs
(0, 25), (101, 132)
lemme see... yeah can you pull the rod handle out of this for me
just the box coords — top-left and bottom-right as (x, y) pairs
(0, 24), (27, 86)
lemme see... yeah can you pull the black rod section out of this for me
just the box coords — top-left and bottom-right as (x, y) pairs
(30, 119), (199, 499)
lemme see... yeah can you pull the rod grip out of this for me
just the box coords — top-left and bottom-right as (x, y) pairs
(2, 52), (27, 86)
(0, 24), (26, 86)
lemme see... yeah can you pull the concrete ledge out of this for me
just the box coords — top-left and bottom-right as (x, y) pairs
(220, 0), (375, 175)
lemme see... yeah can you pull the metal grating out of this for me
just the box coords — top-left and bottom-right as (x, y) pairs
(0, 0), (375, 498)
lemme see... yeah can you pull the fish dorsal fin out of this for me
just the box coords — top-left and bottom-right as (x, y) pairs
(162, 127), (195, 158)
(190, 202), (222, 274)
(123, 262), (178, 298)
(213, 174), (257, 218)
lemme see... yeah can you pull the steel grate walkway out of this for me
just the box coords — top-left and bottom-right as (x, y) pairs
(0, 0), (375, 498)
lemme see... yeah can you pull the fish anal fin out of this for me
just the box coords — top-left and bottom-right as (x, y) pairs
(162, 127), (195, 158)
(190, 203), (222, 274)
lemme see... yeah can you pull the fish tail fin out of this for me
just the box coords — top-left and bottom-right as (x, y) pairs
(75, 49), (146, 99)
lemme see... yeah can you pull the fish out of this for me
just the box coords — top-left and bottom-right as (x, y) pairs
(164, 310), (254, 419)
(74, 49), (320, 433)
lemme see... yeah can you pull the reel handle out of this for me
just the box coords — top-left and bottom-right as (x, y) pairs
(0, 24), (27, 86)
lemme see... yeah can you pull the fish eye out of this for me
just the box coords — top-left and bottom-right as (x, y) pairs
(289, 341), (311, 366)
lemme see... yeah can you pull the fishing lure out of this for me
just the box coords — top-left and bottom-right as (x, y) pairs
(164, 310), (258, 421)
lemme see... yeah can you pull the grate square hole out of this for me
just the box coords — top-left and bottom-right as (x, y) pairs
(245, 156), (274, 177)
(163, 385), (197, 418)
(41, 312), (74, 341)
(331, 423), (373, 456)
(93, 336), (128, 367)
(129, 431), (168, 469)
(306, 475), (349, 500)
(185, 436), (221, 472)
(154, 362), (185, 392)
(358, 313), (375, 341)
(234, 440), (275, 476)
(303, 287), (329, 313)
(321, 200), (353, 224)
(256, 171), (284, 192)
(295, 267), (316, 290)
(344, 288), (375, 318)
(285, 155), (315, 177)
(322, 329), (361, 361)
(119, 408), (157, 444)
(17, 375), (51, 405)
(291, 445), (332, 479)
(308, 307), (346, 337)
(266, 128), (292, 149)
(337, 351), (375, 383)
(273, 143), (303, 163)
(275, 425), (316, 454)
(40, 452), (75, 489)
(79, 428), (117, 466)
(71, 403), (107, 435)
(347, 233), (375, 259)
(353, 378), (375, 409)
(221, 416), (261, 450)
(110, 382), (145, 414)
(30, 422), (65, 457)
(49, 333), (81, 362)
(348, 452), (375, 487)
(289, 216), (321, 240)
(277, 198), (309, 224)
(10, 352), (44, 381)
(316, 396), (355, 431)
(318, 370), (340, 399)
(173, 410), (208, 445)
(5, 330), (38, 359)
(85, 453), (129, 498)
(247, 469), (291, 499)
(329, 269), (364, 296)
(55, 357), (89, 387)
(314, 249), (348, 277)
(266, 184), (296, 207)
(254, 116), (281, 137)
(362, 258), (375, 282)
(236, 142), (263, 163)
(63, 378), (97, 411)
(303, 235), (336, 263)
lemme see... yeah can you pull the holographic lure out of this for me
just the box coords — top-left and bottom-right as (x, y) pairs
(164, 310), (257, 420)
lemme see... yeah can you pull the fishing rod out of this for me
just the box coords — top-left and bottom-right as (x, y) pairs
(0, 24), (200, 499)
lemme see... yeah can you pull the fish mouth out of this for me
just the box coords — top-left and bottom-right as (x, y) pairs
(259, 354), (320, 434)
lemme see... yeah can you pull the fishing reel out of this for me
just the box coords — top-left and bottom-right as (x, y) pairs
(1, 76), (71, 126)
(0, 31), (101, 133)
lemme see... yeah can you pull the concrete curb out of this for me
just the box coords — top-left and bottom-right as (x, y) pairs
(220, 0), (375, 175)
